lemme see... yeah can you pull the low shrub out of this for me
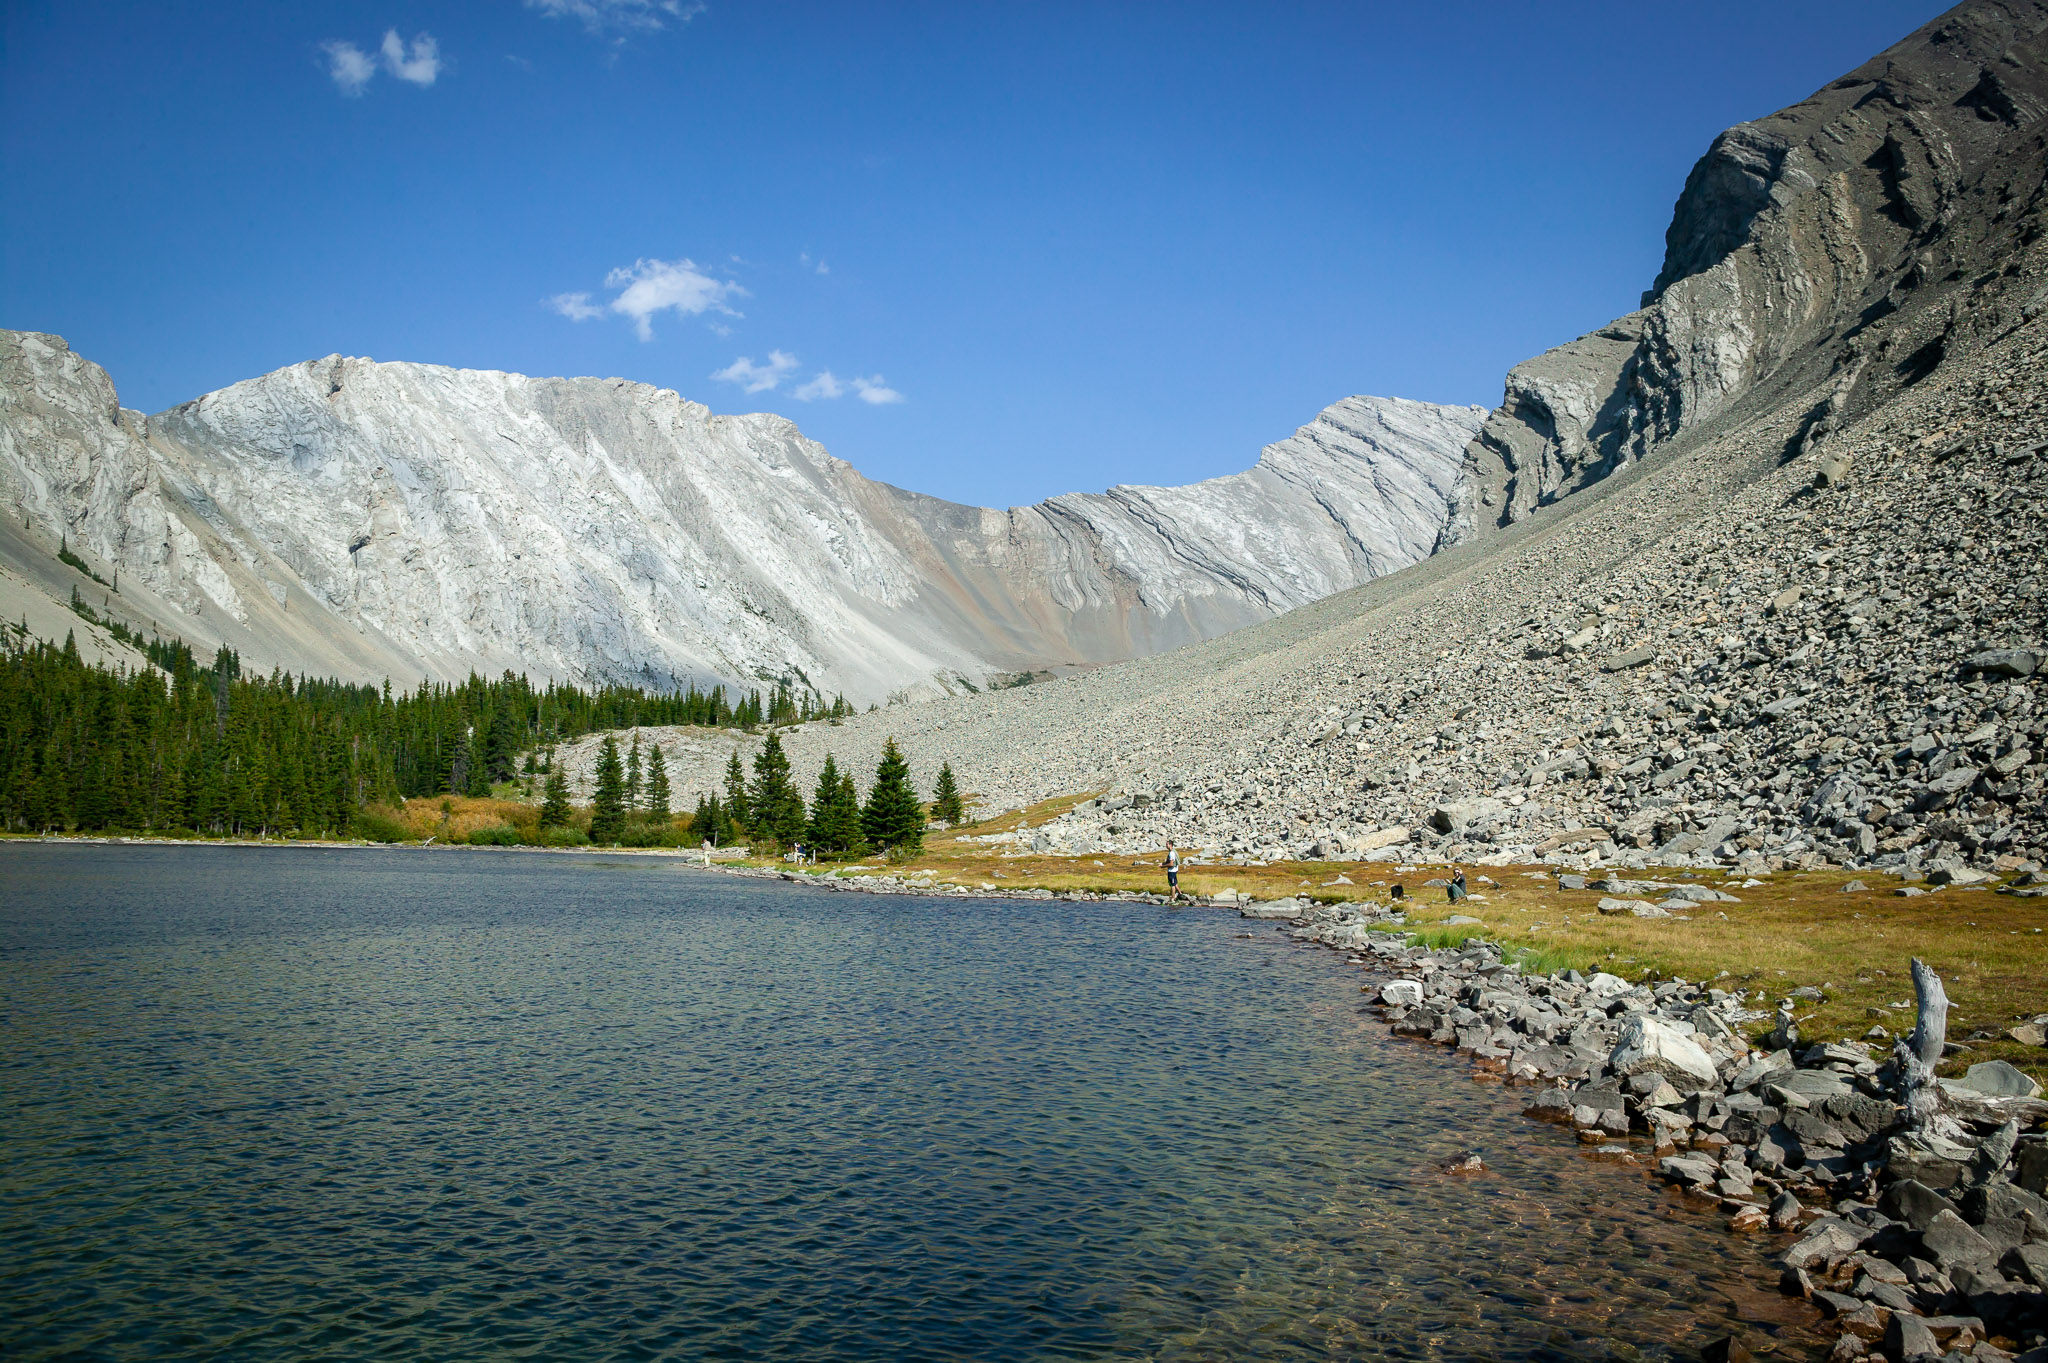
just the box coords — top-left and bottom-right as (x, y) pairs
(617, 820), (692, 848)
(352, 808), (409, 843)
(467, 823), (522, 846)
(395, 795), (543, 843)
(541, 826), (590, 848)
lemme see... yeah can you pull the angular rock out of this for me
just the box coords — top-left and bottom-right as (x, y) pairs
(1954, 1060), (2043, 1099)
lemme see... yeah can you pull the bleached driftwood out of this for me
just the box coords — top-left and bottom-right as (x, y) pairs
(1897, 956), (1967, 1143)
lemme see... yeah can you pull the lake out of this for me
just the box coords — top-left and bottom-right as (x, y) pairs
(0, 843), (1822, 1360)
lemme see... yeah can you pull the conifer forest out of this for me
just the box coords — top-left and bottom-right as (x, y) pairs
(0, 625), (865, 840)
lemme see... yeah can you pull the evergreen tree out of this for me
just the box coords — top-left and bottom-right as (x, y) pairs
(646, 744), (671, 819)
(690, 793), (742, 846)
(861, 738), (925, 856)
(463, 727), (490, 797)
(723, 750), (751, 829)
(539, 765), (571, 828)
(589, 736), (627, 844)
(625, 731), (643, 809)
(806, 754), (866, 857)
(749, 732), (805, 846)
(930, 761), (965, 824)
(483, 683), (520, 781)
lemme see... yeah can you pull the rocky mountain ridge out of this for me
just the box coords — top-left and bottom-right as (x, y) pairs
(0, 332), (1482, 703)
(638, 0), (2048, 885)
(1458, 0), (2048, 531)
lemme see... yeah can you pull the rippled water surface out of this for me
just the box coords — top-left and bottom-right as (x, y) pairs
(1, 844), (1824, 1360)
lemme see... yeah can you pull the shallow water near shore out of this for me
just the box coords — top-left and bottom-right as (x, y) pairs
(2, 843), (1825, 1361)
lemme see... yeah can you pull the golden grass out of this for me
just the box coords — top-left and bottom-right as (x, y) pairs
(387, 795), (541, 841)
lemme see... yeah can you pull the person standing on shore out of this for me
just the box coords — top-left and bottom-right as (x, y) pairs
(1163, 841), (1180, 901)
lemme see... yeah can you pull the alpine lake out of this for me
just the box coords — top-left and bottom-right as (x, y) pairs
(1, 843), (1828, 1361)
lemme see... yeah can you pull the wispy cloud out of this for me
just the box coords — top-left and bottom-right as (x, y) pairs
(526, 0), (707, 35)
(546, 257), (745, 339)
(322, 40), (377, 94)
(794, 371), (845, 401)
(795, 371), (904, 404)
(322, 30), (440, 93)
(381, 30), (441, 86)
(605, 258), (745, 340)
(711, 351), (799, 394)
(800, 252), (829, 275)
(547, 292), (606, 321)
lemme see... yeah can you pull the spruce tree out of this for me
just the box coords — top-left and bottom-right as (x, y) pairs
(589, 735), (627, 844)
(861, 738), (925, 856)
(625, 731), (643, 809)
(749, 732), (805, 846)
(805, 754), (866, 857)
(723, 751), (751, 829)
(464, 728), (490, 797)
(931, 761), (964, 824)
(540, 765), (571, 828)
(646, 744), (671, 819)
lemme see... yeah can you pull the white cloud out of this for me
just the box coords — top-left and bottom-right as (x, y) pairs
(795, 371), (905, 404)
(322, 40), (376, 94)
(381, 30), (441, 86)
(800, 252), (829, 275)
(602, 258), (745, 340)
(794, 370), (845, 401)
(546, 257), (745, 339)
(526, 0), (706, 35)
(711, 351), (799, 394)
(547, 292), (605, 321)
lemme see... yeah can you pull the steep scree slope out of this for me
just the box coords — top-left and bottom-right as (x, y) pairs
(649, 0), (2048, 880)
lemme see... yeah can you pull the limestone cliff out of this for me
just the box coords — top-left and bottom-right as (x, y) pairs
(0, 331), (1483, 701)
(1461, 0), (2048, 526)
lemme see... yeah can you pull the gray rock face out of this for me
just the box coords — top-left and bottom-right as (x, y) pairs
(1457, 0), (2048, 528)
(666, 1), (2048, 887)
(0, 331), (1483, 702)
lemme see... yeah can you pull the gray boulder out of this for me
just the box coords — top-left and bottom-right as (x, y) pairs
(1953, 1060), (2043, 1099)
(1609, 1014), (1719, 1094)
(1965, 647), (2040, 677)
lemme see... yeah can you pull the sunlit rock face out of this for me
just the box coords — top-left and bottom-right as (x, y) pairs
(1457, 0), (2048, 528)
(1, 330), (1483, 701)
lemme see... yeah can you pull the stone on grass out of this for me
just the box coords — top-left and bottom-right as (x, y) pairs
(1954, 1060), (2043, 1098)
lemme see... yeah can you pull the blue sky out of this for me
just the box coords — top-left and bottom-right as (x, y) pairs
(4, 1), (1939, 507)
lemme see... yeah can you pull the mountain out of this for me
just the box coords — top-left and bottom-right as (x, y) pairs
(621, 0), (2048, 880)
(0, 332), (1482, 702)
(1460, 0), (2048, 528)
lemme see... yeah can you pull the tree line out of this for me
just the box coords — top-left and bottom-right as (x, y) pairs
(0, 625), (856, 837)
(546, 729), (966, 859)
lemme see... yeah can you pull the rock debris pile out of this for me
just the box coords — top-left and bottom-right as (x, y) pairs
(1280, 900), (2048, 1359)
(666, 0), (2048, 888)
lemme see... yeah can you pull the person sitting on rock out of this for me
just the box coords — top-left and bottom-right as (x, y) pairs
(1448, 869), (1468, 903)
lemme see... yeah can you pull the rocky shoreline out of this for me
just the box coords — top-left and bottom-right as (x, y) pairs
(1276, 897), (2048, 1363)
